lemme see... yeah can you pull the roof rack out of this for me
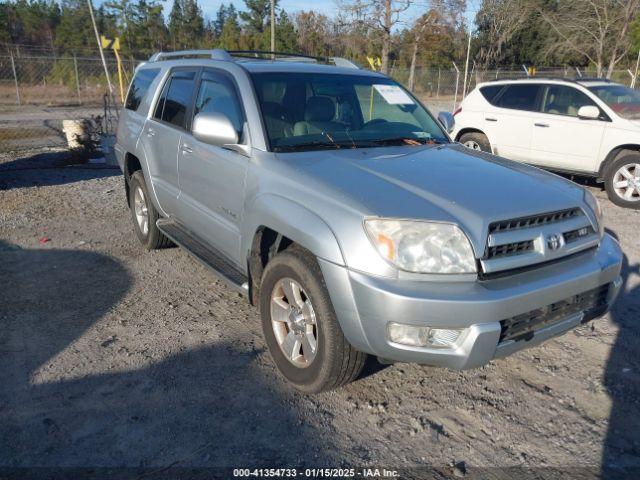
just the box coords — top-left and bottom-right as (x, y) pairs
(483, 76), (612, 84)
(147, 49), (360, 69)
(148, 49), (232, 62)
(574, 77), (611, 83)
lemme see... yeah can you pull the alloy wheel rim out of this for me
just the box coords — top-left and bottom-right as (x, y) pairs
(133, 186), (149, 235)
(613, 163), (640, 202)
(464, 140), (482, 150)
(270, 278), (318, 368)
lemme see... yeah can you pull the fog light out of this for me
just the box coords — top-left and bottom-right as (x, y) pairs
(387, 322), (429, 347)
(387, 323), (464, 348)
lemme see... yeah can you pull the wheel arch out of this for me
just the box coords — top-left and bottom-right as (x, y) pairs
(455, 127), (487, 143)
(123, 153), (142, 204)
(598, 144), (640, 181)
(122, 146), (167, 216)
(243, 195), (345, 305)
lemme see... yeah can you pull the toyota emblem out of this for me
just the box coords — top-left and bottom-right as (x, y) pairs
(547, 234), (562, 251)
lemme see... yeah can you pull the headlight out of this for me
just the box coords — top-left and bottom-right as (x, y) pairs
(364, 219), (476, 274)
(583, 189), (604, 237)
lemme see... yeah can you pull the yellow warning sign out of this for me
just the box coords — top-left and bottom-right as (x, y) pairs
(366, 56), (382, 71)
(100, 35), (120, 50)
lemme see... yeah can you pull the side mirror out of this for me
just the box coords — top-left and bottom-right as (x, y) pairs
(192, 112), (239, 147)
(438, 111), (455, 133)
(578, 105), (600, 120)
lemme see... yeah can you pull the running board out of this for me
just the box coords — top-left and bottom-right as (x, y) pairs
(156, 219), (248, 294)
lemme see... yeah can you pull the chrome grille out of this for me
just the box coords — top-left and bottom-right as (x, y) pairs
(499, 284), (610, 343)
(489, 208), (582, 234)
(481, 207), (599, 274)
(487, 240), (534, 259)
(564, 226), (595, 244)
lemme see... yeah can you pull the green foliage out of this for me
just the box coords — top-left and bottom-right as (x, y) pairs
(11, 0), (626, 73)
(46, 58), (77, 88)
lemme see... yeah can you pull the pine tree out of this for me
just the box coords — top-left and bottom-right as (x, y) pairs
(213, 3), (227, 38)
(276, 11), (297, 52)
(240, 0), (277, 35)
(182, 0), (204, 47)
(168, 0), (184, 49)
(218, 4), (240, 50)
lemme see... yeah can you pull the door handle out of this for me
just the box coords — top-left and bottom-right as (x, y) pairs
(485, 117), (498, 122)
(147, 128), (156, 137)
(534, 123), (549, 128)
(181, 145), (193, 154)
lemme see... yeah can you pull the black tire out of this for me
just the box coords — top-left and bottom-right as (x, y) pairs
(604, 155), (640, 209)
(459, 132), (492, 153)
(260, 245), (366, 393)
(128, 170), (173, 249)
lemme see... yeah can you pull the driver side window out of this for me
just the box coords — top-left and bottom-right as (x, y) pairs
(542, 85), (597, 117)
(193, 71), (244, 138)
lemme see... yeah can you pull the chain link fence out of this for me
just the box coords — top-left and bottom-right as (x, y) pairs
(1, 53), (639, 153)
(394, 66), (640, 114)
(0, 54), (139, 152)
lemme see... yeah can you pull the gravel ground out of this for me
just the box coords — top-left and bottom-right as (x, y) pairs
(1, 147), (639, 478)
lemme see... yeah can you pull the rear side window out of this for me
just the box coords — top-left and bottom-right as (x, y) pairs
(479, 85), (504, 105)
(125, 68), (160, 111)
(495, 84), (542, 111)
(153, 69), (198, 129)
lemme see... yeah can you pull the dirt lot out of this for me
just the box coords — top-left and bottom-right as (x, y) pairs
(1, 148), (639, 478)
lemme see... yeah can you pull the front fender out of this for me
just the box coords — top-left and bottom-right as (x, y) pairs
(242, 194), (345, 266)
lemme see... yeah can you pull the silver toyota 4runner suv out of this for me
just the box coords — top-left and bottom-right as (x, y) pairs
(115, 49), (623, 393)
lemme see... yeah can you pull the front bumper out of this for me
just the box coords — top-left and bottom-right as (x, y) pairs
(320, 233), (623, 369)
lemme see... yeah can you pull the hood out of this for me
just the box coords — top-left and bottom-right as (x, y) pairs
(275, 144), (586, 255)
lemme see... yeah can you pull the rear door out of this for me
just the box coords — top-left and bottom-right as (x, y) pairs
(175, 69), (249, 264)
(483, 83), (543, 162)
(529, 84), (607, 173)
(140, 67), (199, 214)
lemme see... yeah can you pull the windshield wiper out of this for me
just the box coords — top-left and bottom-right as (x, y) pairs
(370, 137), (447, 146)
(274, 141), (350, 152)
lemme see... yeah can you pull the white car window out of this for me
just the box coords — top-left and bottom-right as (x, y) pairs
(542, 85), (597, 117)
(495, 84), (542, 112)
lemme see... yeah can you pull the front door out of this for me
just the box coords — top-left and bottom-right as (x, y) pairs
(530, 84), (607, 173)
(176, 69), (249, 265)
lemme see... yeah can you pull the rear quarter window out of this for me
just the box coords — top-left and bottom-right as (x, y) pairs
(479, 85), (504, 105)
(495, 84), (542, 111)
(125, 68), (161, 112)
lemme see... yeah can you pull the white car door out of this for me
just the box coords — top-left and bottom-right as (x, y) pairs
(482, 83), (543, 163)
(529, 84), (607, 173)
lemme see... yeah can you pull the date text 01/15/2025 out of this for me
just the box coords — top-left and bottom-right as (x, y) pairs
(232, 468), (399, 478)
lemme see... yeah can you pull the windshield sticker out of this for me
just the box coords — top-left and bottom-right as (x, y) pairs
(373, 84), (414, 105)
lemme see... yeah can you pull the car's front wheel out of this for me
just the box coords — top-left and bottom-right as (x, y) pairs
(260, 245), (366, 393)
(459, 132), (492, 153)
(605, 155), (640, 209)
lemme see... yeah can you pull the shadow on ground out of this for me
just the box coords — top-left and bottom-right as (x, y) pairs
(0, 240), (333, 471)
(0, 150), (119, 190)
(602, 233), (640, 476)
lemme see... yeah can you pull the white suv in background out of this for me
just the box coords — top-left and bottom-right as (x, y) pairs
(449, 78), (640, 208)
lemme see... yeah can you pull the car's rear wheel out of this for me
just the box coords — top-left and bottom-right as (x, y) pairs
(605, 155), (640, 209)
(129, 171), (173, 249)
(260, 245), (366, 393)
(459, 132), (491, 153)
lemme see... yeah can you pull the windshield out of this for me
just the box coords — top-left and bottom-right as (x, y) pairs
(588, 84), (640, 119)
(250, 72), (449, 152)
